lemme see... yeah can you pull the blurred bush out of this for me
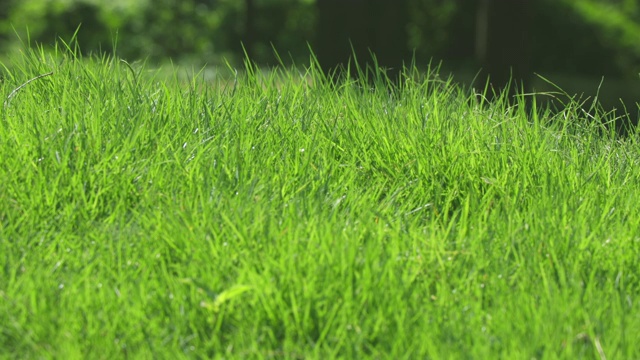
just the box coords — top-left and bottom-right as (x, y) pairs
(1, 0), (315, 66)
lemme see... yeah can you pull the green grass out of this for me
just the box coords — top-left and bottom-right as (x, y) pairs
(1, 44), (639, 359)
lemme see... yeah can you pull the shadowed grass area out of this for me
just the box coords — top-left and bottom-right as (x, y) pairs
(1, 44), (639, 359)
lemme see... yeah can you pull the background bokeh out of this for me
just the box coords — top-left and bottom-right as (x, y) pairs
(1, 0), (639, 118)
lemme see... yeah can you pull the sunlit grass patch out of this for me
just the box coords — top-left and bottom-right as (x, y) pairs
(1, 44), (639, 359)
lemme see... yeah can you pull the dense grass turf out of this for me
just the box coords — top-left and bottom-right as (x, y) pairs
(1, 45), (639, 359)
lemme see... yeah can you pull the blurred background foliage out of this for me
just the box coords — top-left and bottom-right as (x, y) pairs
(0, 0), (639, 120)
(0, 0), (637, 73)
(0, 0), (318, 66)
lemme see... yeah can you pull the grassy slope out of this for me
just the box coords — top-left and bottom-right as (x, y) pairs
(1, 47), (639, 359)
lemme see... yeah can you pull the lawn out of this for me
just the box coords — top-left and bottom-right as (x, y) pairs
(1, 45), (639, 359)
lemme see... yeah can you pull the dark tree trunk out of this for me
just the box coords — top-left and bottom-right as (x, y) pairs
(476, 0), (532, 95)
(316, 0), (409, 80)
(371, 1), (409, 77)
(244, 0), (256, 60)
(0, 1), (9, 45)
(316, 0), (369, 75)
(444, 0), (477, 64)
